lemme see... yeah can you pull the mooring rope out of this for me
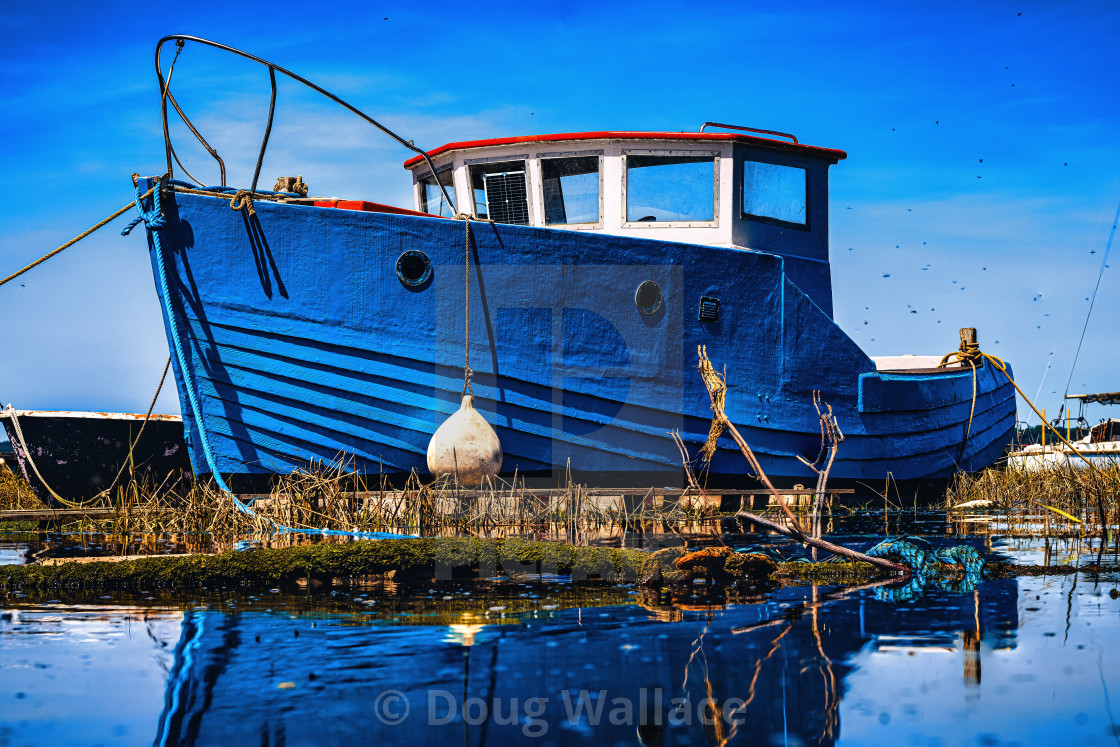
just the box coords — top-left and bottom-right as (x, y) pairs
(865, 535), (987, 576)
(228, 189), (256, 217)
(462, 218), (474, 395)
(0, 404), (75, 507)
(938, 338), (982, 462)
(730, 539), (987, 602)
(865, 536), (987, 602)
(449, 211), (494, 396)
(0, 187), (157, 289)
(939, 338), (1108, 477)
(94, 356), (173, 502)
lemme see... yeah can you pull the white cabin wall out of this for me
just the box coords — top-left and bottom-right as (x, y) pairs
(601, 144), (624, 231)
(452, 159), (470, 216)
(718, 146), (735, 237)
(410, 140), (794, 250)
(525, 157), (543, 226)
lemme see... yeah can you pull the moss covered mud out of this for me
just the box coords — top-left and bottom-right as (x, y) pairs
(0, 538), (648, 593)
(6, 533), (1106, 604)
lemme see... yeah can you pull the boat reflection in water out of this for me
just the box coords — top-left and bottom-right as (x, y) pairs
(153, 578), (1019, 746)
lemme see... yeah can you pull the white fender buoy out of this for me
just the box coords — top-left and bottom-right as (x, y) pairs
(426, 395), (503, 486)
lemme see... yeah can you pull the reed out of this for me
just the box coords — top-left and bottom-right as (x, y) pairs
(1, 463), (739, 544)
(946, 463), (1120, 537)
(0, 466), (43, 510)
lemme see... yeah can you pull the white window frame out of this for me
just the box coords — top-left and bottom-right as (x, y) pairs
(536, 149), (604, 230)
(466, 154), (533, 224)
(415, 166), (458, 217)
(621, 149), (720, 229)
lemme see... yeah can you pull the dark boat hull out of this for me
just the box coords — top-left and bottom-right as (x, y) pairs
(0, 410), (191, 505)
(146, 187), (1016, 488)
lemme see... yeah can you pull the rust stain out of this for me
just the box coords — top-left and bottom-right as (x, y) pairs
(7, 410), (181, 422)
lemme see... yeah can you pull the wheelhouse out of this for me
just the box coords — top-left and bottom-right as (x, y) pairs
(404, 125), (846, 316)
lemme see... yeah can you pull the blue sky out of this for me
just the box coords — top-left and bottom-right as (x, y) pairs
(1, 0), (1118, 441)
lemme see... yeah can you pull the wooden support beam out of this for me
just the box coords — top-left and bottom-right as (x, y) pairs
(0, 508), (119, 522)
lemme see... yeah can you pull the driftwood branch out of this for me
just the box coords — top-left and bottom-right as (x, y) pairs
(731, 508), (906, 572)
(691, 345), (907, 574)
(697, 346), (805, 536)
(809, 391), (843, 539)
(670, 429), (727, 547)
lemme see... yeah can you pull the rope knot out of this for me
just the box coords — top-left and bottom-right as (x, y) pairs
(463, 365), (474, 396)
(121, 176), (168, 236)
(230, 190), (256, 217)
(957, 337), (981, 363)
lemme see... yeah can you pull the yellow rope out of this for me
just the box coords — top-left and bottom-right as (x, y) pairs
(699, 353), (729, 463)
(229, 189), (256, 217)
(0, 186), (157, 289)
(938, 340), (981, 449)
(940, 339), (1108, 477)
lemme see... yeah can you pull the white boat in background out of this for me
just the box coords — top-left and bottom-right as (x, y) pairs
(1008, 391), (1120, 470)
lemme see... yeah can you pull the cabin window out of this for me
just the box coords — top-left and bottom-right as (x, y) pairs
(625, 154), (716, 223)
(742, 161), (807, 227)
(469, 160), (529, 225)
(541, 155), (600, 225)
(418, 170), (456, 217)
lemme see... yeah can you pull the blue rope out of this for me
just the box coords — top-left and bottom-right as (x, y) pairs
(131, 177), (410, 540)
(121, 181), (167, 236)
(866, 536), (987, 602)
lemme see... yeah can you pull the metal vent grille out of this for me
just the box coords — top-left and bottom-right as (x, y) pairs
(484, 171), (529, 225)
(699, 296), (720, 323)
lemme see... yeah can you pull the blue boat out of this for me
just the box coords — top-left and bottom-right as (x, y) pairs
(150, 581), (1020, 746)
(140, 37), (1016, 490)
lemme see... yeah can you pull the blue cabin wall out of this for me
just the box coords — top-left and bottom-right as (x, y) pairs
(780, 275), (874, 402)
(730, 143), (834, 318)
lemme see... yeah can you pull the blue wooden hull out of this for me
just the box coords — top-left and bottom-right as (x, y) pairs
(147, 189), (1015, 487)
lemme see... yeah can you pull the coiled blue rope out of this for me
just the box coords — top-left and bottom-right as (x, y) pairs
(866, 536), (986, 602)
(733, 538), (987, 602)
(129, 177), (410, 541)
(865, 536), (987, 576)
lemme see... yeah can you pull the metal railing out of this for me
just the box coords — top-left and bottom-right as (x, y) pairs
(699, 121), (799, 144)
(154, 35), (454, 207)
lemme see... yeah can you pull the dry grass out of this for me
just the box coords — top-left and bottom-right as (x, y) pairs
(946, 463), (1120, 536)
(0, 467), (44, 510)
(1, 462), (730, 543)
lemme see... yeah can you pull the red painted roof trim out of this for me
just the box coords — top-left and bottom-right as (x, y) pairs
(314, 199), (444, 218)
(404, 131), (846, 169)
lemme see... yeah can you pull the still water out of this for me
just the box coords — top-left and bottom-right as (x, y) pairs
(2, 533), (1119, 746)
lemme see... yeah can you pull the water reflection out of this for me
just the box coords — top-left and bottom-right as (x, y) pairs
(118, 578), (1027, 746)
(4, 535), (1120, 745)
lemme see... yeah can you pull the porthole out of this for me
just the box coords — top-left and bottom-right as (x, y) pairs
(397, 250), (432, 288)
(634, 280), (663, 315)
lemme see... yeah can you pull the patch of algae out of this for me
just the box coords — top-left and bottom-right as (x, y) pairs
(0, 538), (648, 592)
